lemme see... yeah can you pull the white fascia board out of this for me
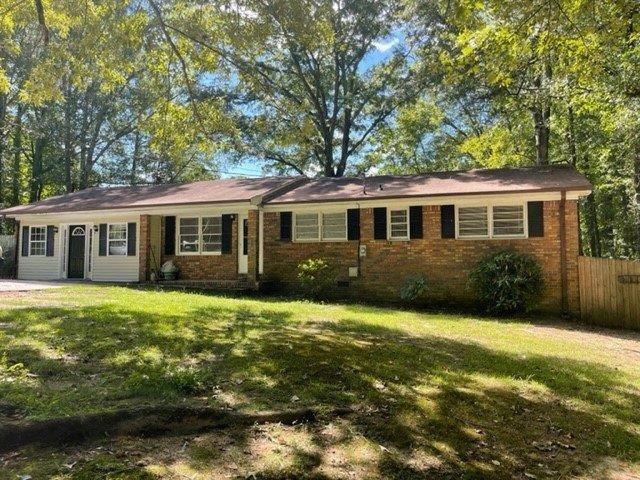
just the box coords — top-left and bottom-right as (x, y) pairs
(11, 202), (255, 224)
(262, 190), (591, 212)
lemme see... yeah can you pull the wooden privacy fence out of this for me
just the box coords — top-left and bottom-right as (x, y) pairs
(578, 256), (640, 329)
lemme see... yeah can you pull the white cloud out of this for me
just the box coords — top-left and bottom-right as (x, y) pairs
(372, 38), (399, 52)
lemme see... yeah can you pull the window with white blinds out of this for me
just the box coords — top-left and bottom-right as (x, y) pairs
(295, 213), (319, 240)
(389, 209), (409, 239)
(457, 206), (488, 238)
(492, 205), (525, 236)
(322, 212), (346, 240)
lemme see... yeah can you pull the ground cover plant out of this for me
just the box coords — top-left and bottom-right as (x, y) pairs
(0, 285), (639, 479)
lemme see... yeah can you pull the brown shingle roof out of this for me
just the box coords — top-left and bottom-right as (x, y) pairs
(0, 177), (304, 215)
(0, 165), (591, 216)
(269, 165), (592, 204)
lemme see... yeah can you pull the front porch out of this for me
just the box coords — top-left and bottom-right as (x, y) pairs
(137, 211), (262, 285)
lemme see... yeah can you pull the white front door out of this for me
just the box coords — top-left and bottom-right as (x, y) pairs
(238, 214), (248, 274)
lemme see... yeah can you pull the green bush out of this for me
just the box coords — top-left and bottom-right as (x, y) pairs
(400, 274), (428, 303)
(469, 250), (543, 314)
(297, 258), (335, 299)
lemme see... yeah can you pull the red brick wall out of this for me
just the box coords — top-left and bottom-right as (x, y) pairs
(160, 215), (241, 281)
(262, 200), (580, 314)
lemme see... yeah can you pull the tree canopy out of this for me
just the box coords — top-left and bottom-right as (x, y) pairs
(0, 0), (638, 258)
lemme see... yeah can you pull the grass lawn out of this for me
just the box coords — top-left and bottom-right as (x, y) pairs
(1, 285), (639, 479)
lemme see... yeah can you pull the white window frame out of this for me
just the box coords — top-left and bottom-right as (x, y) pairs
(29, 225), (47, 257)
(293, 210), (348, 242)
(201, 216), (222, 255)
(293, 212), (320, 242)
(491, 204), (527, 238)
(175, 216), (223, 256)
(321, 211), (348, 241)
(107, 222), (128, 256)
(388, 208), (409, 241)
(455, 203), (528, 240)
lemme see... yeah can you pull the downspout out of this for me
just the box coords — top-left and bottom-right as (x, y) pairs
(12, 217), (19, 279)
(257, 205), (263, 283)
(559, 190), (568, 316)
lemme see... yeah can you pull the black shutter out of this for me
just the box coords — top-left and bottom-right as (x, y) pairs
(409, 206), (423, 239)
(347, 208), (360, 241)
(164, 216), (176, 255)
(280, 212), (292, 241)
(221, 214), (233, 253)
(441, 205), (455, 239)
(21, 226), (29, 257)
(528, 201), (544, 237)
(373, 207), (387, 240)
(99, 224), (107, 256)
(46, 226), (55, 256)
(127, 222), (137, 256)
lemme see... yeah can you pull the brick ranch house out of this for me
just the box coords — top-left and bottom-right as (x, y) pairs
(0, 165), (591, 314)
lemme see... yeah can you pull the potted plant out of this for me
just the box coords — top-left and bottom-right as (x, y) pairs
(160, 260), (179, 281)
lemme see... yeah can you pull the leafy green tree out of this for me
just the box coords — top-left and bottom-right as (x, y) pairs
(149, 0), (424, 176)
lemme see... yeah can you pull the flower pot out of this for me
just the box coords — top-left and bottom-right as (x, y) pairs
(164, 271), (178, 281)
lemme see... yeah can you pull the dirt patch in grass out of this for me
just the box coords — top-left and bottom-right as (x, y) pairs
(0, 405), (354, 453)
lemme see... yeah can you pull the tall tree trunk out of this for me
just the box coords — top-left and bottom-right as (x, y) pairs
(0, 93), (6, 209)
(585, 193), (601, 257)
(131, 130), (141, 185)
(30, 137), (46, 203)
(532, 62), (552, 165)
(11, 104), (23, 206)
(63, 82), (74, 193)
(336, 107), (351, 177)
(566, 104), (583, 254)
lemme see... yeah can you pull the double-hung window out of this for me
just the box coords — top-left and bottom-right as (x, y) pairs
(29, 226), (47, 256)
(201, 217), (222, 253)
(178, 216), (222, 254)
(294, 212), (348, 241)
(492, 205), (525, 237)
(389, 209), (409, 239)
(295, 213), (319, 241)
(457, 204), (526, 239)
(108, 223), (127, 256)
(457, 206), (489, 238)
(179, 218), (200, 253)
(322, 212), (347, 240)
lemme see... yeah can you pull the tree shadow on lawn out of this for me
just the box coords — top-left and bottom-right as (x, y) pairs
(1, 303), (639, 478)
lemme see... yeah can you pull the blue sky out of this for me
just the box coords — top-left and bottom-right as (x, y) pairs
(219, 34), (401, 178)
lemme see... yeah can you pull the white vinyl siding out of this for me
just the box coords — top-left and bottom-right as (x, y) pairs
(18, 226), (59, 280)
(92, 219), (139, 282)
